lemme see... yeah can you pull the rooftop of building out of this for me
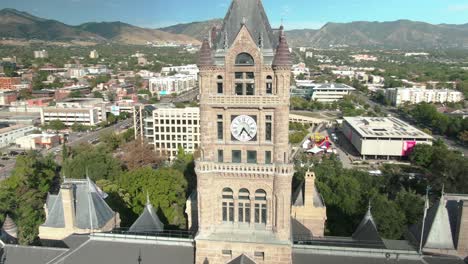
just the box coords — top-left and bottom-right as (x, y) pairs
(42, 178), (116, 230)
(387, 87), (462, 93)
(0, 124), (33, 134)
(343, 117), (433, 140)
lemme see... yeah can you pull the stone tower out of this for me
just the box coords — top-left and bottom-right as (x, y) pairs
(194, 0), (294, 263)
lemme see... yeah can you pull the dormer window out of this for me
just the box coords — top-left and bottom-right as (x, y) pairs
(235, 53), (254, 66)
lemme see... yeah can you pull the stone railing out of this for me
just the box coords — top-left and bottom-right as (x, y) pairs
(202, 95), (286, 107)
(195, 161), (294, 176)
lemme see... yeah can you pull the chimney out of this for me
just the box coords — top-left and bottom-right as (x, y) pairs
(304, 171), (316, 207)
(61, 183), (76, 230)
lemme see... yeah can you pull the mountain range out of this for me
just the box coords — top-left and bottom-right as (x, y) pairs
(1, 8), (468, 49)
(0, 8), (199, 45)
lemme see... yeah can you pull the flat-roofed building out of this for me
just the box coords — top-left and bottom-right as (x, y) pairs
(0, 77), (21, 90)
(311, 83), (356, 102)
(41, 107), (100, 126)
(15, 133), (61, 150)
(0, 124), (36, 148)
(137, 104), (200, 160)
(385, 87), (464, 106)
(0, 90), (17, 105)
(342, 116), (433, 159)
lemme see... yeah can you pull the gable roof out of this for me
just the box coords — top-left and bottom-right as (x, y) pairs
(292, 181), (325, 208)
(129, 195), (164, 233)
(215, 0), (277, 51)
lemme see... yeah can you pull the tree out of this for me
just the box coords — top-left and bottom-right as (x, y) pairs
(68, 90), (82, 98)
(62, 145), (122, 181)
(370, 193), (406, 239)
(47, 120), (66, 131)
(395, 189), (424, 226)
(100, 132), (122, 151)
(458, 130), (468, 145)
(409, 144), (434, 167)
(0, 152), (58, 245)
(118, 167), (188, 228)
(93, 91), (104, 99)
(120, 139), (165, 170)
(107, 113), (118, 125)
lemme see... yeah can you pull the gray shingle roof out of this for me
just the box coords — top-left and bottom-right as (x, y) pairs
(408, 194), (457, 250)
(42, 178), (116, 230)
(129, 197), (164, 233)
(52, 239), (194, 264)
(352, 206), (384, 246)
(293, 251), (424, 264)
(215, 0), (277, 51)
(0, 244), (68, 264)
(227, 254), (257, 264)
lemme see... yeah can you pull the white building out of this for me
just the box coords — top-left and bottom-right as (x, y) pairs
(305, 51), (313, 58)
(0, 125), (36, 148)
(34, 50), (48, 59)
(351, 54), (378, 62)
(15, 133), (61, 150)
(89, 50), (99, 59)
(41, 98), (107, 126)
(68, 68), (87, 79)
(332, 70), (355, 78)
(138, 105), (200, 160)
(311, 83), (356, 102)
(161, 64), (199, 79)
(291, 63), (310, 78)
(385, 87), (464, 106)
(342, 117), (433, 159)
(41, 107), (100, 126)
(148, 74), (197, 96)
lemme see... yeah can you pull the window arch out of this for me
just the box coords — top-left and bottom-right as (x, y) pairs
(266, 75), (273, 95)
(254, 189), (267, 224)
(222, 188), (234, 222)
(217, 75), (223, 94)
(238, 189), (251, 223)
(235, 53), (254, 66)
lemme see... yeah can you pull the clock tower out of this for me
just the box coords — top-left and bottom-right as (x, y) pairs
(194, 0), (294, 263)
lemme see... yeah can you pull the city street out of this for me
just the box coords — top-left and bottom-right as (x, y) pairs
(0, 118), (133, 181)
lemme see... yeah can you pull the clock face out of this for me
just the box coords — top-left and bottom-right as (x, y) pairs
(230, 115), (257, 142)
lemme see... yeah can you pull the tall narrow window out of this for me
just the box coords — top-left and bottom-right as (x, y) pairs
(232, 150), (241, 163)
(217, 75), (223, 94)
(238, 189), (251, 223)
(266, 76), (273, 94)
(218, 149), (224, 163)
(247, 150), (257, 164)
(217, 115), (223, 140)
(265, 151), (272, 164)
(254, 189), (267, 224)
(265, 115), (272, 141)
(222, 188), (234, 222)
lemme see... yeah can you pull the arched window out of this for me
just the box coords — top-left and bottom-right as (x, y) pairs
(254, 189), (267, 224)
(266, 75), (273, 95)
(235, 53), (254, 66)
(238, 189), (250, 223)
(217, 75), (223, 94)
(222, 188), (234, 222)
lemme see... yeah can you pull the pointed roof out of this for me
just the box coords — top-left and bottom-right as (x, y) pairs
(423, 193), (455, 249)
(1, 215), (17, 239)
(42, 178), (115, 230)
(227, 254), (257, 264)
(215, 0), (277, 50)
(272, 28), (292, 67)
(292, 180), (325, 208)
(352, 203), (384, 245)
(129, 194), (164, 233)
(197, 38), (213, 67)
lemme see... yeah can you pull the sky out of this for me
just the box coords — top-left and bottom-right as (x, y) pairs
(1, 0), (468, 30)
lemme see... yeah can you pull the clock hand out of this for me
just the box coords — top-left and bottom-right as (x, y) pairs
(239, 127), (252, 138)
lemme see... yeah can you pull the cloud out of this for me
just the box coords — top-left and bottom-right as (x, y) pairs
(448, 4), (468, 12)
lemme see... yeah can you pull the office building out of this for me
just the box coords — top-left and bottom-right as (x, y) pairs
(342, 117), (433, 159)
(134, 104), (200, 160)
(161, 64), (199, 78)
(310, 83), (355, 102)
